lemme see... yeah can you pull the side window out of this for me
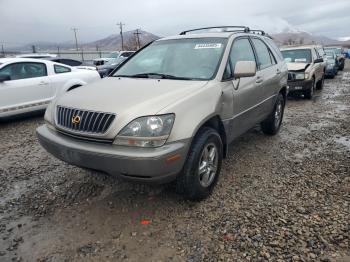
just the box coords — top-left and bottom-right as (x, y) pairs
(251, 38), (273, 70)
(0, 62), (47, 80)
(229, 38), (256, 72)
(61, 59), (81, 66)
(54, 64), (71, 74)
(265, 38), (284, 61)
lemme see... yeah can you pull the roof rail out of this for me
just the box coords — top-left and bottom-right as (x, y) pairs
(179, 26), (250, 35)
(250, 29), (265, 35)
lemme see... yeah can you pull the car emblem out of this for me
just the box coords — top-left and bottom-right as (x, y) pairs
(72, 115), (81, 125)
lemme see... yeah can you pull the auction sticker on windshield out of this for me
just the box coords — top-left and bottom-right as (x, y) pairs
(194, 43), (222, 49)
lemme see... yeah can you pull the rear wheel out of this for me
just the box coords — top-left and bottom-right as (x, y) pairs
(176, 127), (223, 201)
(261, 93), (285, 135)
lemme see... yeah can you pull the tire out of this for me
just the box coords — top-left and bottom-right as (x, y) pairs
(261, 93), (285, 135)
(304, 78), (315, 100)
(316, 75), (324, 90)
(176, 127), (223, 201)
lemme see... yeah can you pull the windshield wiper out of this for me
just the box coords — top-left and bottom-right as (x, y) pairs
(114, 73), (194, 80)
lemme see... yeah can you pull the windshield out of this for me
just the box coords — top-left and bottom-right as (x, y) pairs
(107, 52), (120, 58)
(281, 49), (312, 63)
(325, 48), (341, 55)
(113, 38), (227, 80)
(105, 57), (124, 65)
(325, 51), (335, 59)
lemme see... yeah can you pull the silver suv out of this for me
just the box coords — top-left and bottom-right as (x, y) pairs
(37, 26), (288, 200)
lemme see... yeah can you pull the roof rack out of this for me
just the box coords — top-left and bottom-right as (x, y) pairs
(179, 26), (250, 35)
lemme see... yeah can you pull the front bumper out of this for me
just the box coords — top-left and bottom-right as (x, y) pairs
(36, 125), (189, 183)
(287, 79), (313, 93)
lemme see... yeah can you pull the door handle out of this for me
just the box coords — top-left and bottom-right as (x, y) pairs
(39, 81), (49, 85)
(256, 76), (263, 84)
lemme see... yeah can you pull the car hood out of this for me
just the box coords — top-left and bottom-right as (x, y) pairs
(287, 62), (310, 71)
(55, 77), (208, 135)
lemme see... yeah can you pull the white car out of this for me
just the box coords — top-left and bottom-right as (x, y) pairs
(0, 58), (100, 118)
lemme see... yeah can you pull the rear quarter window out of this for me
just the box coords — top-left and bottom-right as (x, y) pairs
(54, 64), (71, 74)
(265, 38), (284, 61)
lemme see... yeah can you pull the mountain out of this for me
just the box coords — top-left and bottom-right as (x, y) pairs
(86, 29), (160, 50)
(270, 31), (350, 47)
(11, 30), (160, 52)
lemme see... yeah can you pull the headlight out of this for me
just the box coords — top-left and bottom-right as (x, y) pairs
(295, 73), (305, 80)
(114, 114), (175, 147)
(327, 63), (335, 68)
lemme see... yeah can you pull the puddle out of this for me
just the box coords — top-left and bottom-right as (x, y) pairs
(0, 180), (30, 206)
(335, 137), (350, 150)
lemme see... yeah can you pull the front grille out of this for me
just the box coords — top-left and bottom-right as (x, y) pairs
(56, 106), (115, 134)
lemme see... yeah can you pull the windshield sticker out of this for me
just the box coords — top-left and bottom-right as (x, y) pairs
(194, 43), (222, 49)
(295, 58), (307, 62)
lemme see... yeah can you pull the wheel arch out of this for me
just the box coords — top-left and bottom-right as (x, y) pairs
(191, 115), (228, 159)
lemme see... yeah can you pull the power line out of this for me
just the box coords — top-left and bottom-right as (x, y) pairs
(71, 27), (79, 51)
(117, 22), (125, 51)
(134, 29), (142, 50)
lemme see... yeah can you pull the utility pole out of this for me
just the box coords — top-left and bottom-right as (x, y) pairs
(71, 27), (79, 51)
(117, 22), (125, 51)
(32, 45), (36, 53)
(57, 46), (60, 57)
(1, 44), (4, 57)
(134, 29), (142, 50)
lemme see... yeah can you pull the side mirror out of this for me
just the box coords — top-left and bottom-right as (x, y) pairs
(234, 61), (256, 78)
(314, 58), (323, 63)
(0, 74), (10, 82)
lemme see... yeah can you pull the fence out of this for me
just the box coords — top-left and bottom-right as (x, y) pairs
(1, 50), (116, 62)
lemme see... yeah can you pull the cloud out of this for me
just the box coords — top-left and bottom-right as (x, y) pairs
(0, 0), (349, 45)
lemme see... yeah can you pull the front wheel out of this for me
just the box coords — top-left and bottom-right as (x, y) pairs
(316, 75), (324, 90)
(304, 78), (315, 99)
(176, 127), (223, 201)
(261, 93), (285, 135)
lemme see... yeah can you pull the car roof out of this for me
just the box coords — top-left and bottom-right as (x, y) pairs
(280, 46), (316, 51)
(0, 57), (66, 65)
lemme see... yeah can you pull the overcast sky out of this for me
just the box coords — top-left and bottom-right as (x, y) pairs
(1, 0), (349, 46)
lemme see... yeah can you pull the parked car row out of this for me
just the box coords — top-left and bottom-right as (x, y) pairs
(280, 44), (346, 99)
(1, 26), (347, 201)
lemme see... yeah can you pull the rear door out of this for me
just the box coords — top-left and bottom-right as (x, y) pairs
(0, 62), (52, 112)
(250, 37), (280, 119)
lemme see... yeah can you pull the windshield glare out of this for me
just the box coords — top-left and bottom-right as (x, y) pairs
(113, 38), (227, 80)
(281, 49), (312, 63)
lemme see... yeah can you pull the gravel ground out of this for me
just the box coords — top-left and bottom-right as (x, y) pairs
(0, 61), (349, 262)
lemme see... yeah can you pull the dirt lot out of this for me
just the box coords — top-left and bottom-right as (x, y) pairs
(0, 61), (349, 262)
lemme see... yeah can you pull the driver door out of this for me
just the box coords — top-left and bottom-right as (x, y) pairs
(0, 62), (51, 113)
